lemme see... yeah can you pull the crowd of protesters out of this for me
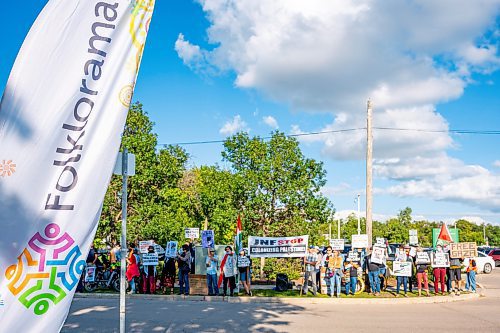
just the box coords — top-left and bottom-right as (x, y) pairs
(301, 242), (477, 297)
(81, 239), (477, 298)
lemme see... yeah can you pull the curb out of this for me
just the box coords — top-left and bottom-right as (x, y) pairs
(74, 291), (481, 305)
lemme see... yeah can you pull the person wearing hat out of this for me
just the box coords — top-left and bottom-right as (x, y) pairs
(302, 245), (318, 296)
(237, 248), (252, 296)
(206, 248), (219, 296)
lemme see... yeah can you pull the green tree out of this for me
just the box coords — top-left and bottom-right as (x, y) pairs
(222, 131), (333, 240)
(97, 102), (190, 245)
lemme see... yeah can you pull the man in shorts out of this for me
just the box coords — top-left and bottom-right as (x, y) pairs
(449, 256), (463, 295)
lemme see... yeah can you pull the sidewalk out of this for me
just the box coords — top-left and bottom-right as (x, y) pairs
(74, 288), (483, 305)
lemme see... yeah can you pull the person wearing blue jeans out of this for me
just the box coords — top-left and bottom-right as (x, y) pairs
(344, 259), (359, 295)
(323, 247), (343, 297)
(206, 248), (219, 296)
(177, 244), (191, 295)
(394, 246), (412, 297)
(465, 259), (477, 293)
(364, 251), (381, 295)
(396, 276), (408, 297)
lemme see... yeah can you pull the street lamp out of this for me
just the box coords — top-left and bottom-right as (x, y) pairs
(355, 194), (361, 235)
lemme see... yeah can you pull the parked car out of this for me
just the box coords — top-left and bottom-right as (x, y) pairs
(487, 248), (500, 267)
(462, 251), (495, 274)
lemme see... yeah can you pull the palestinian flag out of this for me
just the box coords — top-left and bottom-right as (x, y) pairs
(235, 214), (243, 254)
(437, 222), (453, 246)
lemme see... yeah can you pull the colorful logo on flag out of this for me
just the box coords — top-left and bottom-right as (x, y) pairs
(4, 223), (85, 315)
(0, 159), (16, 177)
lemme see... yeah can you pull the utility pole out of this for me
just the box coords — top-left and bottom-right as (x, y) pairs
(366, 100), (373, 248)
(357, 194), (361, 235)
(483, 223), (486, 245)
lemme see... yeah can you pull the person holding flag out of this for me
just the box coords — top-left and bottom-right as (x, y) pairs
(218, 246), (237, 296)
(434, 223), (453, 295)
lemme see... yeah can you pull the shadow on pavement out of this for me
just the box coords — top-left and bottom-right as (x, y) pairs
(62, 297), (305, 332)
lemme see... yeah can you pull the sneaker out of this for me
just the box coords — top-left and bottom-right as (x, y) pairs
(404, 294), (408, 298)
(395, 294), (400, 298)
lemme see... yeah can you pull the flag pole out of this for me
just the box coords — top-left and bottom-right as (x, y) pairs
(120, 149), (128, 333)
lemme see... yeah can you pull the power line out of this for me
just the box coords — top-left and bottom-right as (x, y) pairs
(158, 127), (500, 146)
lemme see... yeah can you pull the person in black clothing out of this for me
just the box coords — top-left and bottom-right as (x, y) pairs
(161, 257), (176, 294)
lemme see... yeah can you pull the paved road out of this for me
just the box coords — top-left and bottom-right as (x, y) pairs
(63, 270), (500, 333)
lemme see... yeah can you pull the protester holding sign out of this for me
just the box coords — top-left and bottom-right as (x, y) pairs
(432, 245), (447, 295)
(323, 247), (343, 298)
(364, 248), (382, 296)
(221, 246), (237, 297)
(344, 258), (359, 296)
(237, 249), (252, 296)
(449, 256), (464, 296)
(415, 248), (430, 297)
(404, 246), (415, 293)
(395, 246), (410, 297)
(142, 245), (157, 294)
(206, 248), (219, 296)
(177, 244), (191, 295)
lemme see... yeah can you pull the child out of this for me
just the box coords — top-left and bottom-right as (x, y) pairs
(465, 259), (477, 293)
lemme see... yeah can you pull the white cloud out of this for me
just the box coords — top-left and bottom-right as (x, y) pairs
(383, 158), (500, 212)
(174, 33), (203, 66)
(178, 1), (500, 212)
(219, 115), (248, 135)
(494, 160), (500, 168)
(262, 115), (278, 129)
(179, 0), (500, 111)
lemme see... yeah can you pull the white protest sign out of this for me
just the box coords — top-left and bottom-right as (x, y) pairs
(248, 235), (309, 258)
(409, 229), (418, 245)
(393, 261), (412, 277)
(431, 252), (450, 268)
(165, 241), (178, 258)
(185, 228), (200, 239)
(409, 247), (417, 257)
(84, 266), (96, 282)
(142, 253), (159, 266)
(348, 251), (361, 262)
(154, 244), (165, 255)
(376, 238), (386, 247)
(139, 240), (154, 254)
(351, 234), (369, 249)
(416, 251), (430, 264)
(371, 245), (386, 265)
(330, 239), (345, 251)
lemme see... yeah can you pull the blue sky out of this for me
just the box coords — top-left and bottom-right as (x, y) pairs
(2, 1), (500, 225)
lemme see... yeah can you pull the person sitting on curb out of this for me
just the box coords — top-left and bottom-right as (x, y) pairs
(302, 245), (318, 296)
(206, 248), (219, 296)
